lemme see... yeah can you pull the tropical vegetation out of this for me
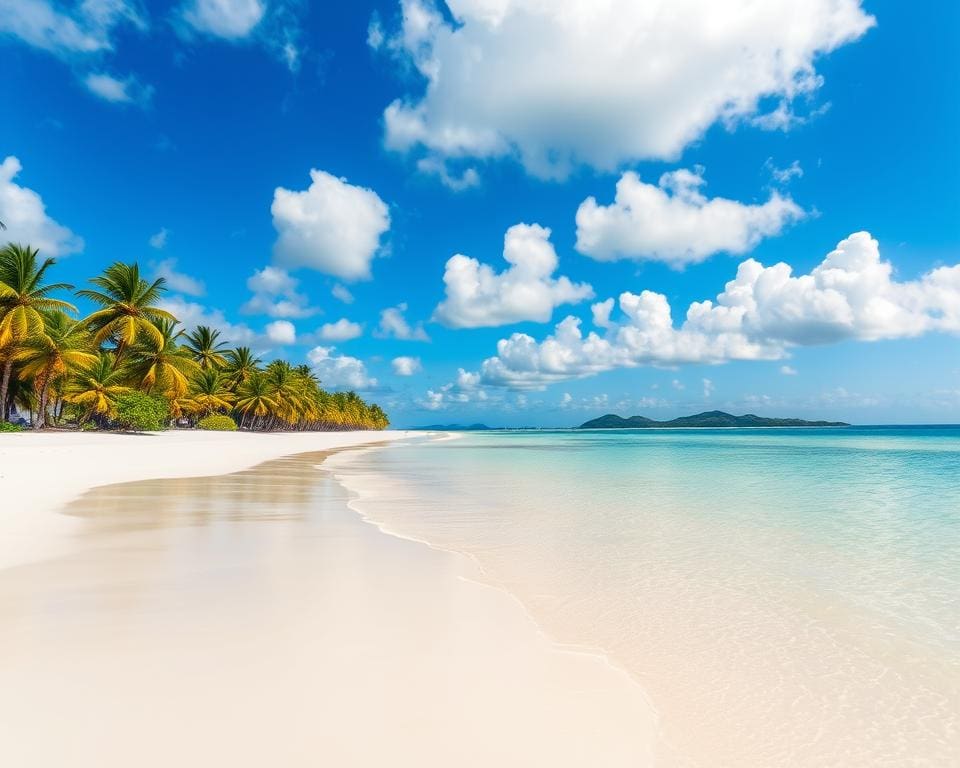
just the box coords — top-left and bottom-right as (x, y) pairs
(0, 242), (389, 432)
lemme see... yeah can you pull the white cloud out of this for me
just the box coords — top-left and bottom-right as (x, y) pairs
(331, 283), (354, 304)
(780, 365), (798, 375)
(392, 356), (422, 376)
(591, 298), (615, 329)
(672, 379), (685, 391)
(377, 302), (430, 341)
(766, 159), (804, 185)
(575, 168), (805, 267)
(702, 378), (715, 398)
(265, 319), (296, 345)
(416, 156), (480, 191)
(417, 367), (487, 410)
(475, 232), (960, 389)
(434, 223), (594, 328)
(378, 0), (874, 179)
(242, 265), (317, 318)
(149, 227), (169, 249)
(0, 0), (145, 55)
(367, 13), (385, 49)
(152, 258), (205, 297)
(272, 169), (391, 281)
(0, 156), (83, 257)
(318, 318), (363, 342)
(181, 0), (265, 39)
(307, 346), (378, 391)
(159, 296), (256, 346)
(83, 72), (153, 105)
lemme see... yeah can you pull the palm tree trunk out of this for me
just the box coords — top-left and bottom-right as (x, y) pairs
(34, 381), (50, 430)
(0, 358), (13, 421)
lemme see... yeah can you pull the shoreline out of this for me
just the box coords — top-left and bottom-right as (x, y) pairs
(0, 431), (660, 766)
(0, 430), (415, 571)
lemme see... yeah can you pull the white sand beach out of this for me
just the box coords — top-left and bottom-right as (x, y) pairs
(0, 432), (658, 767)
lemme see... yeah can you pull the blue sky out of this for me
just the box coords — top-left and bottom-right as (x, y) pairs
(1, 0), (958, 426)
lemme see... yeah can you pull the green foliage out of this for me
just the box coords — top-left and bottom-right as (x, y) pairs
(0, 252), (391, 432)
(114, 392), (170, 432)
(198, 414), (238, 431)
(0, 421), (24, 432)
(80, 421), (98, 431)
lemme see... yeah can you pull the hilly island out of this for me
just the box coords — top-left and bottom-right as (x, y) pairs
(579, 411), (850, 429)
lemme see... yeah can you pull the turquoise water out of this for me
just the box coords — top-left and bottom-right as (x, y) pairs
(331, 427), (960, 766)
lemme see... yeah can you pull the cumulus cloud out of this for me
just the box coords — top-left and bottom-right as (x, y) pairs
(780, 365), (798, 375)
(265, 319), (296, 345)
(434, 223), (594, 328)
(242, 265), (317, 318)
(181, 0), (265, 39)
(307, 346), (378, 391)
(149, 227), (169, 249)
(391, 356), (422, 376)
(377, 303), (430, 341)
(159, 296), (256, 346)
(766, 159), (804, 185)
(151, 258), (205, 296)
(331, 283), (354, 304)
(83, 72), (153, 105)
(272, 169), (390, 281)
(0, 156), (83, 257)
(575, 168), (805, 267)
(702, 378), (715, 398)
(318, 318), (363, 342)
(377, 0), (874, 179)
(0, 0), (145, 55)
(475, 232), (960, 389)
(418, 368), (486, 410)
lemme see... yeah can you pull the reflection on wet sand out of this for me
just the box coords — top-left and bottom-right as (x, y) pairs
(0, 447), (657, 768)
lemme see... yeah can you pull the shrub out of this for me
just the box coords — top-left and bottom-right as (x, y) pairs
(198, 414), (238, 431)
(114, 392), (170, 432)
(0, 421), (24, 433)
(80, 421), (98, 431)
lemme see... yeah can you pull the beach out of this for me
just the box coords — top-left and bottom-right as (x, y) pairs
(0, 432), (658, 767)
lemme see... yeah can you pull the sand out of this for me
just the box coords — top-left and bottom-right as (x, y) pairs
(0, 432), (658, 767)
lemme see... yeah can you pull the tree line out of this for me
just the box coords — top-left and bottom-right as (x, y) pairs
(0, 243), (389, 432)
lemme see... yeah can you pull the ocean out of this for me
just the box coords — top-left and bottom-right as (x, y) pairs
(330, 427), (960, 766)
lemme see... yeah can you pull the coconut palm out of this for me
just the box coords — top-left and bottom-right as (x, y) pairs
(77, 262), (176, 359)
(184, 325), (229, 370)
(126, 318), (200, 399)
(223, 346), (260, 387)
(188, 368), (235, 416)
(63, 353), (130, 425)
(14, 310), (96, 429)
(263, 360), (305, 428)
(234, 373), (278, 430)
(0, 244), (76, 420)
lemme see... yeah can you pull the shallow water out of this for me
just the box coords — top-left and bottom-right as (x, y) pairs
(330, 427), (960, 766)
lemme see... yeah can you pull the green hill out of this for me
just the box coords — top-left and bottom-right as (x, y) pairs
(579, 411), (849, 429)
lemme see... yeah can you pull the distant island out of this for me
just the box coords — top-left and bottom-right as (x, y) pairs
(579, 411), (850, 429)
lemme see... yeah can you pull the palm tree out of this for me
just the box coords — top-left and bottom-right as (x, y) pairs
(14, 310), (96, 429)
(264, 360), (304, 428)
(77, 262), (175, 360)
(0, 244), (76, 420)
(126, 318), (200, 399)
(63, 353), (130, 425)
(234, 373), (278, 430)
(223, 346), (260, 387)
(184, 325), (228, 370)
(189, 368), (235, 416)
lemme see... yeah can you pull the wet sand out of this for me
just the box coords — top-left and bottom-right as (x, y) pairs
(0, 441), (658, 767)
